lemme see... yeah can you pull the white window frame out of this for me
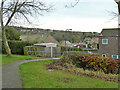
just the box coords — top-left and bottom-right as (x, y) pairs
(102, 54), (106, 57)
(112, 55), (120, 59)
(102, 39), (108, 44)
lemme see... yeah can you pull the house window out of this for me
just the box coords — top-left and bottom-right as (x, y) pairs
(102, 54), (106, 57)
(112, 55), (118, 59)
(102, 39), (108, 44)
(118, 55), (120, 59)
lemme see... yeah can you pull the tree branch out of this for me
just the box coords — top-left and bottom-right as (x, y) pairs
(65, 0), (80, 8)
(5, 0), (19, 26)
(0, 0), (4, 28)
(19, 11), (31, 24)
(2, 0), (52, 26)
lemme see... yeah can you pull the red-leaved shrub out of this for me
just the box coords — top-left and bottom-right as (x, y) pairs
(73, 54), (120, 74)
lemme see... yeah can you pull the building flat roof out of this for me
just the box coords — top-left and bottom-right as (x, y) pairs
(34, 43), (57, 47)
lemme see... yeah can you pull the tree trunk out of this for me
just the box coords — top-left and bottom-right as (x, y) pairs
(118, 2), (120, 28)
(2, 27), (12, 56)
(1, 0), (12, 56)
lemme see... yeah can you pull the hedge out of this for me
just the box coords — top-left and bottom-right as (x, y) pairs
(60, 46), (87, 53)
(73, 54), (120, 74)
(2, 40), (34, 55)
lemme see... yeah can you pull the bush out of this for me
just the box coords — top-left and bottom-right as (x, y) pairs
(6, 27), (20, 40)
(46, 53), (119, 82)
(60, 46), (86, 54)
(2, 40), (34, 55)
(73, 54), (120, 74)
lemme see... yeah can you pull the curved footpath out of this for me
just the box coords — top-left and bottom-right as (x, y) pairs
(2, 58), (60, 88)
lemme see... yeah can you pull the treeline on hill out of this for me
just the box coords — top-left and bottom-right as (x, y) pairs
(50, 31), (99, 43)
(11, 26), (99, 43)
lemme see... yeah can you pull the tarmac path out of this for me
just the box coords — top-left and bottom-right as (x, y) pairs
(2, 58), (60, 88)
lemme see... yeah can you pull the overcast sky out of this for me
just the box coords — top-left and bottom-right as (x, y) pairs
(19, 0), (118, 33)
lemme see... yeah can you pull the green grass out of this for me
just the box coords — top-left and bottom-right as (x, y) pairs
(2, 54), (45, 65)
(19, 60), (118, 88)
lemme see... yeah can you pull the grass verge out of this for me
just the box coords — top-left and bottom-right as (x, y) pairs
(19, 60), (118, 88)
(2, 54), (46, 65)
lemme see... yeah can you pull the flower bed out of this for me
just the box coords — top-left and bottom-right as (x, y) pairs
(46, 53), (119, 83)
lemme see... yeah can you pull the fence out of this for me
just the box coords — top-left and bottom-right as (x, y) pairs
(24, 46), (61, 57)
(27, 50), (99, 57)
(62, 51), (99, 56)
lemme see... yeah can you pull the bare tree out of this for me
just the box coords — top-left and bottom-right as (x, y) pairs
(66, 0), (120, 27)
(65, 0), (80, 8)
(114, 0), (120, 27)
(67, 0), (119, 15)
(0, 0), (52, 56)
(114, 0), (120, 14)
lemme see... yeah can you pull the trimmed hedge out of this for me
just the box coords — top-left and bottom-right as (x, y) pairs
(73, 54), (120, 74)
(60, 46), (87, 53)
(2, 40), (34, 55)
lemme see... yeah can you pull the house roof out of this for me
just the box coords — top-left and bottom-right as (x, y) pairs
(20, 33), (47, 42)
(102, 28), (119, 30)
(100, 28), (120, 37)
(20, 33), (59, 45)
(60, 41), (72, 45)
(34, 43), (57, 47)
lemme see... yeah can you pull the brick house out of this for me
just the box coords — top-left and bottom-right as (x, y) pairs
(99, 28), (120, 59)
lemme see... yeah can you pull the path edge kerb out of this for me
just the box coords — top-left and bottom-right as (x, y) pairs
(19, 58), (60, 65)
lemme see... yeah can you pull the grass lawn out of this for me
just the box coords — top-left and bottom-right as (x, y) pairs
(19, 60), (118, 88)
(2, 54), (46, 65)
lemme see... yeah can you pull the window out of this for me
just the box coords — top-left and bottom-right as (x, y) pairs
(102, 54), (106, 57)
(118, 55), (120, 59)
(102, 39), (108, 44)
(112, 55), (117, 59)
(112, 55), (120, 59)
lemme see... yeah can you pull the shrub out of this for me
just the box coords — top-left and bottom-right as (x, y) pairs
(6, 27), (20, 40)
(2, 40), (34, 55)
(73, 54), (120, 74)
(60, 46), (86, 54)
(46, 53), (119, 82)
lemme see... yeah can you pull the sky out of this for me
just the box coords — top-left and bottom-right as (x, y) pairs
(19, 0), (118, 33)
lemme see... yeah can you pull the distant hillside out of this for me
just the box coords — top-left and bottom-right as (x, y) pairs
(10, 26), (99, 43)
(50, 31), (99, 43)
